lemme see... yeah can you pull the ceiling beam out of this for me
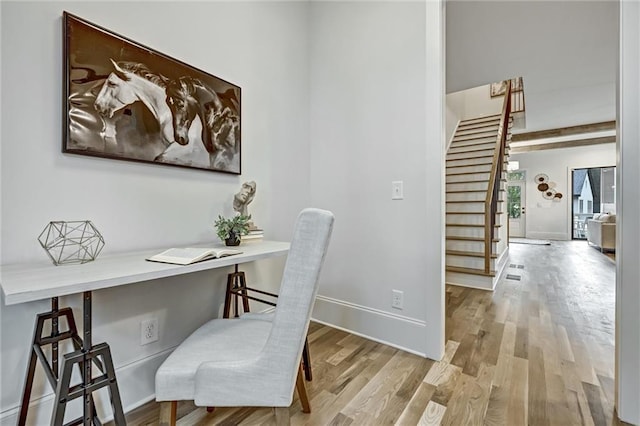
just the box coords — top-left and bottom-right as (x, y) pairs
(510, 136), (616, 153)
(511, 121), (616, 142)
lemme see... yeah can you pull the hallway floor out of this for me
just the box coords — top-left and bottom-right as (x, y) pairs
(119, 240), (623, 425)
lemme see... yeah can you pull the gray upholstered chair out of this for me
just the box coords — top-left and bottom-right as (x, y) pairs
(155, 208), (334, 425)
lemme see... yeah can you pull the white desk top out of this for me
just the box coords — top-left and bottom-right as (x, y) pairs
(0, 240), (290, 306)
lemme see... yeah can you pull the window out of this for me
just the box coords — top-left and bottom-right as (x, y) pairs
(580, 199), (584, 213)
(507, 171), (525, 181)
(587, 200), (593, 213)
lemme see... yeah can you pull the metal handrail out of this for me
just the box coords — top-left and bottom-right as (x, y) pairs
(483, 80), (512, 273)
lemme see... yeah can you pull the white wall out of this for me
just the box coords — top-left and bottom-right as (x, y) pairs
(447, 84), (504, 121)
(510, 144), (615, 241)
(0, 1), (309, 422)
(446, 0), (618, 133)
(617, 1), (640, 423)
(308, 1), (444, 358)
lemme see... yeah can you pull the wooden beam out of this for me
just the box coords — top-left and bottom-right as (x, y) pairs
(510, 136), (616, 153)
(511, 121), (616, 142)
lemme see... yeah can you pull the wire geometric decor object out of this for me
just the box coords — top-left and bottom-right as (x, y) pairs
(38, 221), (105, 266)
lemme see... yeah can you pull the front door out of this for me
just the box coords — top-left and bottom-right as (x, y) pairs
(508, 178), (526, 238)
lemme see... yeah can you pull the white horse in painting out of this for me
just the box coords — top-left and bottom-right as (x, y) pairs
(94, 59), (174, 148)
(93, 60), (207, 167)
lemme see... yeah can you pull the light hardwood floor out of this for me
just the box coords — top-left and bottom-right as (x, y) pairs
(119, 240), (626, 425)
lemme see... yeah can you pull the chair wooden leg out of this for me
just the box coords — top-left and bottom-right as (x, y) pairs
(302, 338), (312, 381)
(296, 363), (311, 413)
(274, 406), (290, 426)
(159, 401), (177, 426)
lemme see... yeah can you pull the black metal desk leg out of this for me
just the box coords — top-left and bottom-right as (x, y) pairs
(17, 298), (59, 426)
(48, 292), (126, 426)
(83, 291), (92, 425)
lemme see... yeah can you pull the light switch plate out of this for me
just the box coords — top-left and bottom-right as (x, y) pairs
(392, 181), (403, 200)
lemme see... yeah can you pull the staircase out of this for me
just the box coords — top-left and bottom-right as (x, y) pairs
(445, 113), (512, 290)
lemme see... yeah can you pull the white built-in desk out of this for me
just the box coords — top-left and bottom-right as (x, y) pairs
(0, 240), (290, 426)
(1, 240), (290, 305)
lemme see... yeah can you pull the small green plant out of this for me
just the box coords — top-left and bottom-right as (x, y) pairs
(214, 214), (251, 242)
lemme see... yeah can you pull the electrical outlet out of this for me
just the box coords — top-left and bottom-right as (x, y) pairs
(140, 318), (158, 345)
(392, 290), (404, 309)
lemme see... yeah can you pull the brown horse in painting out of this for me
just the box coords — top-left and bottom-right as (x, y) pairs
(165, 77), (240, 173)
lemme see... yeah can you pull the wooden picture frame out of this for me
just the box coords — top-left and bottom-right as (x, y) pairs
(490, 80), (507, 98)
(63, 12), (241, 174)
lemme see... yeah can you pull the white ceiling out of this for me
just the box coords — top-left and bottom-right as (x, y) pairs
(446, 0), (618, 133)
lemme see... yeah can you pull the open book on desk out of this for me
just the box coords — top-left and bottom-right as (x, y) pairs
(146, 247), (242, 265)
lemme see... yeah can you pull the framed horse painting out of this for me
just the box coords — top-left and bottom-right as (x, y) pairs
(63, 12), (241, 174)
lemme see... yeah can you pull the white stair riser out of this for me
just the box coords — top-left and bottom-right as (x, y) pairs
(447, 164), (493, 174)
(459, 116), (501, 125)
(447, 201), (504, 213)
(455, 125), (500, 137)
(447, 213), (505, 226)
(447, 157), (495, 167)
(446, 226), (486, 238)
(446, 172), (491, 183)
(447, 149), (496, 161)
(451, 136), (498, 147)
(446, 240), (497, 252)
(446, 181), (489, 191)
(446, 271), (495, 290)
(447, 171), (505, 183)
(448, 142), (497, 154)
(446, 192), (487, 202)
(447, 255), (496, 270)
(453, 132), (497, 142)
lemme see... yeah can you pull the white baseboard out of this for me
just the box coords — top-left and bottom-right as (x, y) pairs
(311, 295), (442, 359)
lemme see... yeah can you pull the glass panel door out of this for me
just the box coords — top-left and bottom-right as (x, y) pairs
(508, 172), (526, 238)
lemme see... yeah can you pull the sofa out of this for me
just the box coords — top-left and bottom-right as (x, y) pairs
(586, 213), (616, 252)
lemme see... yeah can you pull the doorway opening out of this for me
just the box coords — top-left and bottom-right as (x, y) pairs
(571, 167), (616, 240)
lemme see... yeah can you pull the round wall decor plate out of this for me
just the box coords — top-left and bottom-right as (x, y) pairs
(534, 173), (549, 184)
(543, 188), (557, 200)
(538, 183), (549, 192)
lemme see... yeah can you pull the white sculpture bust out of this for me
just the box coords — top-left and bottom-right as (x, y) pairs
(233, 181), (256, 217)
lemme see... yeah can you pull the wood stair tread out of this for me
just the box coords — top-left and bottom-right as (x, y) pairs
(446, 250), (498, 259)
(446, 199), (505, 203)
(454, 129), (499, 137)
(446, 162), (493, 169)
(446, 155), (495, 162)
(455, 126), (499, 132)
(448, 145), (497, 154)
(452, 134), (498, 142)
(446, 170), (491, 176)
(459, 114), (501, 123)
(446, 265), (496, 277)
(446, 211), (504, 215)
(446, 178), (489, 183)
(446, 236), (500, 242)
(446, 189), (505, 193)
(446, 223), (501, 227)
(449, 135), (497, 148)
(447, 151), (493, 161)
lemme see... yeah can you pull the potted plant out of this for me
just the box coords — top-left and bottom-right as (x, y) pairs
(214, 214), (251, 246)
